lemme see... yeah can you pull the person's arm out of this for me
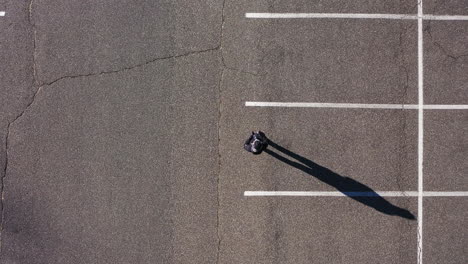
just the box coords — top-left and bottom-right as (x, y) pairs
(244, 135), (254, 152)
(244, 136), (252, 146)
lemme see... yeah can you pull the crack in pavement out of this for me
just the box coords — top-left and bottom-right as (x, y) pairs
(216, 1), (226, 263)
(4, 45), (222, 160)
(0, 123), (10, 254)
(42, 47), (221, 88)
(425, 21), (468, 61)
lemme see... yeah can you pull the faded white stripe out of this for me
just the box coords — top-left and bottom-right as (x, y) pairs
(423, 105), (468, 109)
(424, 15), (468, 20)
(245, 13), (468, 21)
(246, 13), (416, 20)
(244, 191), (468, 197)
(245, 102), (468, 110)
(423, 192), (468, 197)
(246, 102), (413, 109)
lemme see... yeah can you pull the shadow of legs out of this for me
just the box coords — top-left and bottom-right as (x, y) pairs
(264, 140), (415, 220)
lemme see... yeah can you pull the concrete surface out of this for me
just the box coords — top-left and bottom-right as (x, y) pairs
(0, 0), (466, 263)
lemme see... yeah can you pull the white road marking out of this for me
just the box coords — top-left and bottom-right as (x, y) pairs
(246, 13), (417, 20)
(0, 12), (5, 16)
(245, 191), (417, 196)
(244, 191), (468, 197)
(417, 1), (424, 264)
(424, 15), (468, 20)
(246, 102), (415, 109)
(423, 105), (468, 109)
(245, 13), (468, 21)
(245, 102), (468, 110)
(423, 192), (468, 197)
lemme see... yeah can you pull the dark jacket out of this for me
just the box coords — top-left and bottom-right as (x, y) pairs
(244, 131), (269, 154)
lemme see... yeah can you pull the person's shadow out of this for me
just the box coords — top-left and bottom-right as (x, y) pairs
(264, 139), (415, 220)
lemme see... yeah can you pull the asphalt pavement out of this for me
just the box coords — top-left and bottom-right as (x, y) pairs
(0, 0), (466, 264)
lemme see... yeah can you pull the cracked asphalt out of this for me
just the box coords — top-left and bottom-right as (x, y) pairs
(0, 0), (466, 264)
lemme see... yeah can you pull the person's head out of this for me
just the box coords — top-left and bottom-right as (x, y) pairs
(251, 139), (262, 153)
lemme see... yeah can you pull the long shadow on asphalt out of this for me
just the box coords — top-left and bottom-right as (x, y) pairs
(265, 140), (416, 220)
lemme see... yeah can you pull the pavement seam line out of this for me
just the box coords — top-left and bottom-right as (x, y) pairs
(216, 0), (261, 77)
(216, 69), (224, 264)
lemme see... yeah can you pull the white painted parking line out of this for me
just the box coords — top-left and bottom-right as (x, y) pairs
(423, 192), (468, 197)
(246, 13), (468, 21)
(424, 15), (468, 21)
(0, 12), (5, 16)
(417, 1), (424, 263)
(244, 191), (468, 197)
(423, 105), (468, 109)
(246, 102), (416, 109)
(246, 13), (417, 20)
(245, 102), (468, 110)
(245, 191), (418, 196)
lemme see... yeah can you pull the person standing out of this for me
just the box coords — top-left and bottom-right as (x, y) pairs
(244, 131), (269, 155)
